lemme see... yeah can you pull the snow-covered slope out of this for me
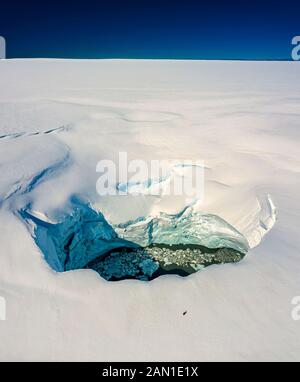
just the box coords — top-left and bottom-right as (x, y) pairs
(0, 59), (299, 361)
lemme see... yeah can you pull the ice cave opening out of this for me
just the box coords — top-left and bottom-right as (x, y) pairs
(20, 199), (249, 281)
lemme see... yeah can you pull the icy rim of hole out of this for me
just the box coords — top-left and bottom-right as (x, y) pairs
(19, 195), (276, 282)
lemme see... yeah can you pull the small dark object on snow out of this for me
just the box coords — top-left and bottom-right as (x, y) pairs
(183, 310), (187, 316)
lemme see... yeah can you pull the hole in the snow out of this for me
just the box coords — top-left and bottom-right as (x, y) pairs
(19, 198), (249, 282)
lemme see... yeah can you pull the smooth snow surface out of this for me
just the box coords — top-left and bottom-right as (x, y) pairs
(0, 59), (299, 361)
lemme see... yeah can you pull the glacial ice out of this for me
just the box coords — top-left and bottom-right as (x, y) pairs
(20, 201), (137, 272)
(115, 207), (249, 254)
(20, 199), (249, 280)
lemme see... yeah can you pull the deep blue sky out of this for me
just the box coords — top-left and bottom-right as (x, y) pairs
(1, 0), (300, 60)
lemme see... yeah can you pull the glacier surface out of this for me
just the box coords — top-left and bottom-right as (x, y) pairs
(0, 59), (298, 361)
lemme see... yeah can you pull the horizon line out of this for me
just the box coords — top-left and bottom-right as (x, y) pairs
(1, 57), (295, 62)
